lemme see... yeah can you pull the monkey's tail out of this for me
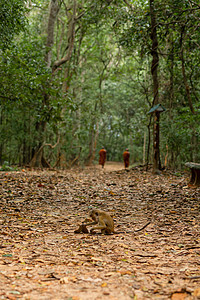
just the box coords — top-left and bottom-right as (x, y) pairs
(134, 221), (151, 232)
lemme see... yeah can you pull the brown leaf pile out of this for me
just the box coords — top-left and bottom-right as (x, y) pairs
(0, 162), (199, 300)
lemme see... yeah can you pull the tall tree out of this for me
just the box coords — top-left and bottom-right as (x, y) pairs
(149, 0), (161, 172)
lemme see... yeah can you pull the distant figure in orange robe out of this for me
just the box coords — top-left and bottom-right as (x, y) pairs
(99, 147), (107, 168)
(123, 149), (130, 169)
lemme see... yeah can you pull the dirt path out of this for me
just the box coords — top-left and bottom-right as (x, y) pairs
(97, 161), (125, 171)
(0, 165), (199, 300)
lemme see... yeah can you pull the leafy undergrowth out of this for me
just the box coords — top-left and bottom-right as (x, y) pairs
(0, 163), (199, 300)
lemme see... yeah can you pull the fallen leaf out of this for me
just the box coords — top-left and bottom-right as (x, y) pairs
(101, 282), (107, 287)
(117, 270), (132, 275)
(193, 288), (200, 297)
(171, 292), (188, 300)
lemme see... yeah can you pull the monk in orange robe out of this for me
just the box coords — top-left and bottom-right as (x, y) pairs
(99, 147), (107, 168)
(123, 149), (130, 169)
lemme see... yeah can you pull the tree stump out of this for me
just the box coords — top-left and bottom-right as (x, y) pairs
(185, 162), (200, 186)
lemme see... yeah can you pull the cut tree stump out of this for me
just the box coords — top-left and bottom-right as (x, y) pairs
(185, 162), (200, 186)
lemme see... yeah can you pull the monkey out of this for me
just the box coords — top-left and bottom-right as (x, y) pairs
(82, 209), (114, 234)
(74, 208), (151, 235)
(74, 224), (89, 234)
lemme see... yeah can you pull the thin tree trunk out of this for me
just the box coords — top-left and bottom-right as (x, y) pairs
(150, 0), (160, 172)
(0, 108), (3, 164)
(146, 116), (152, 171)
(169, 32), (174, 119)
(180, 26), (195, 114)
(150, 0), (159, 107)
(143, 130), (146, 165)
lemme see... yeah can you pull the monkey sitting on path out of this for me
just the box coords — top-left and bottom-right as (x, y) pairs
(74, 208), (151, 234)
(74, 209), (114, 234)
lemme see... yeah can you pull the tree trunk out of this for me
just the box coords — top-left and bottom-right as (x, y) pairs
(169, 32), (174, 119)
(52, 0), (77, 74)
(150, 0), (160, 172)
(86, 122), (99, 166)
(146, 116), (152, 171)
(30, 0), (60, 168)
(153, 111), (161, 171)
(150, 0), (159, 107)
(30, 136), (60, 168)
(180, 26), (195, 114)
(0, 108), (3, 164)
(45, 0), (60, 67)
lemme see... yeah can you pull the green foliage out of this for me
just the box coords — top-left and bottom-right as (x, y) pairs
(0, 33), (65, 165)
(0, 0), (27, 50)
(0, 161), (18, 171)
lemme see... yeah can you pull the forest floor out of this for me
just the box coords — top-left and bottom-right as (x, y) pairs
(0, 162), (200, 300)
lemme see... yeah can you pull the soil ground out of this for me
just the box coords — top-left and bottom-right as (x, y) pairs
(0, 162), (200, 300)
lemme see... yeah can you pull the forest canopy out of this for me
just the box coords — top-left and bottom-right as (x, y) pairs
(0, 0), (199, 169)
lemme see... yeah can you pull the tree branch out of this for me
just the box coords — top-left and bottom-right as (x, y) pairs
(123, 0), (134, 10)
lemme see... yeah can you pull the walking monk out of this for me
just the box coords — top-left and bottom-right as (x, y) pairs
(99, 147), (107, 168)
(123, 148), (130, 169)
